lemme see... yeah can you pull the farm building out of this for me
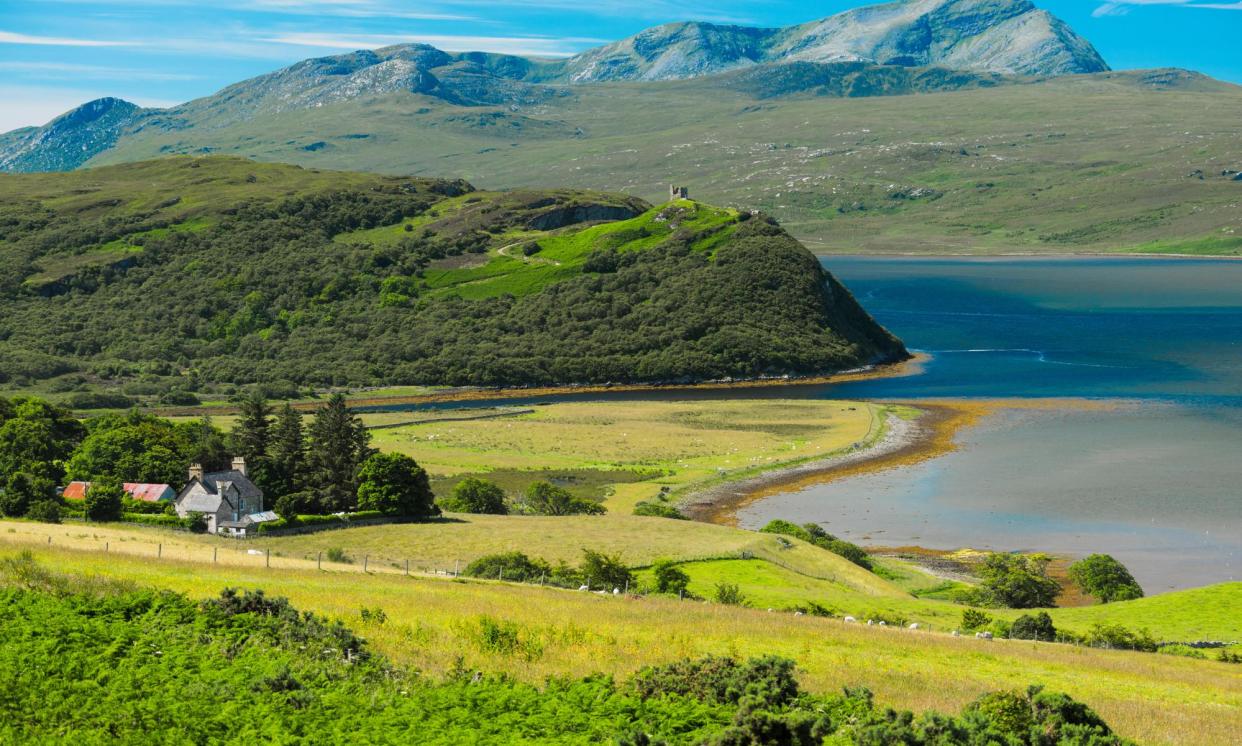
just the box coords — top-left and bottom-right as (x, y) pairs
(174, 458), (276, 536)
(62, 481), (175, 503)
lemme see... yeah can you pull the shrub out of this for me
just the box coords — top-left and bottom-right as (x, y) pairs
(976, 553), (1060, 608)
(632, 501), (684, 519)
(66, 392), (135, 410)
(1009, 611), (1057, 642)
(960, 608), (992, 632)
(580, 549), (632, 591)
(123, 513), (183, 528)
(84, 477), (125, 522)
(713, 582), (746, 607)
(464, 552), (551, 583)
(439, 477), (507, 515)
(630, 655), (800, 709)
(759, 519), (871, 569)
(522, 481), (605, 516)
(1218, 649), (1242, 664)
(651, 559), (690, 595)
(25, 500), (61, 524)
(183, 511), (209, 533)
(2, 472), (52, 517)
(1068, 554), (1143, 603)
(1081, 623), (1158, 652)
(325, 547), (353, 564)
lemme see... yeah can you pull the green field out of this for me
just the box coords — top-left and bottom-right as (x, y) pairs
(92, 73), (1242, 256)
(370, 398), (887, 511)
(6, 540), (1239, 745)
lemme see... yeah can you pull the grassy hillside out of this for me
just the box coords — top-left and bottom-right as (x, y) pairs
(5, 541), (1239, 745)
(0, 157), (904, 393)
(89, 72), (1242, 256)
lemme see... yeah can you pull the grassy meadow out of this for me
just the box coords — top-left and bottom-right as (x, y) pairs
(372, 398), (886, 512)
(5, 541), (1240, 745)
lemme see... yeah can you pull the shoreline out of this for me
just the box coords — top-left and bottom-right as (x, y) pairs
(680, 402), (985, 526)
(153, 354), (928, 417)
(680, 397), (1120, 527)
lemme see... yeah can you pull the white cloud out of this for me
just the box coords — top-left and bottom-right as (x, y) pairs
(0, 30), (137, 47)
(0, 62), (202, 81)
(1092, 0), (1242, 14)
(257, 31), (603, 57)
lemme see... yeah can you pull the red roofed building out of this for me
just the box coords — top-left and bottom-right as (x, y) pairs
(61, 481), (175, 503)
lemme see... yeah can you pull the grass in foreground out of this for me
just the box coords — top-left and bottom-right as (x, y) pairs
(9, 544), (1240, 746)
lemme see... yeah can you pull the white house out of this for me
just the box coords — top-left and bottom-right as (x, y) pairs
(174, 457), (275, 535)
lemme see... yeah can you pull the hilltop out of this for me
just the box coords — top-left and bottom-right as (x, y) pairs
(0, 157), (904, 392)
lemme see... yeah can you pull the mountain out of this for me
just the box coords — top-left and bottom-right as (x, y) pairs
(555, 0), (1108, 82)
(0, 97), (144, 173)
(0, 157), (906, 394)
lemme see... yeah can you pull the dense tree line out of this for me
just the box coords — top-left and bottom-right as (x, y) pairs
(0, 161), (903, 392)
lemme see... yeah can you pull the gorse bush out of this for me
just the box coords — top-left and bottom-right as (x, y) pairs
(0, 554), (1134, 745)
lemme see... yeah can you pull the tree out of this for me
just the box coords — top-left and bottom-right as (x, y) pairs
(66, 411), (227, 485)
(652, 559), (690, 595)
(977, 553), (1060, 609)
(84, 477), (125, 522)
(0, 397), (83, 483)
(1009, 612), (1057, 641)
(232, 392), (274, 493)
(1068, 554), (1143, 603)
(523, 481), (605, 516)
(356, 452), (437, 517)
(269, 403), (305, 497)
(1, 472), (44, 517)
(304, 394), (373, 513)
(580, 549), (632, 591)
(441, 477), (507, 514)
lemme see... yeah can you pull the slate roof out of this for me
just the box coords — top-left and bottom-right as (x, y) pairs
(176, 469), (264, 514)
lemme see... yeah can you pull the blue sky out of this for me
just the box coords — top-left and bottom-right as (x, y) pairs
(1, 0), (1238, 132)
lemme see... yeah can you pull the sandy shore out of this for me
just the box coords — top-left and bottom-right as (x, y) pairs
(680, 397), (1118, 527)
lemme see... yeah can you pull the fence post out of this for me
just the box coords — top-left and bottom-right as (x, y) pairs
(539, 574), (544, 587)
(363, 555), (368, 573)
(47, 535), (51, 545)
(679, 589), (684, 601)
(105, 542), (109, 553)
(213, 546), (217, 564)
(498, 568), (503, 582)
(158, 543), (162, 558)
(405, 559), (409, 576)
(624, 580), (629, 594)
(266, 549), (270, 568)
(317, 552), (322, 571)
(454, 559), (460, 577)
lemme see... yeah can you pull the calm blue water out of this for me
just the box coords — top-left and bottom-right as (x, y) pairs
(739, 256), (1242, 590)
(819, 256), (1242, 402)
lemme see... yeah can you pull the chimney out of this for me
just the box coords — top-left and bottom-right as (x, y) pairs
(231, 456), (247, 476)
(188, 463), (204, 482)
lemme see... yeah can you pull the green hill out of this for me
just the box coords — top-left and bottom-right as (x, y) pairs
(72, 65), (1242, 256)
(0, 156), (904, 392)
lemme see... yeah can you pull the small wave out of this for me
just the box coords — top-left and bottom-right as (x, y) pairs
(935, 348), (1129, 369)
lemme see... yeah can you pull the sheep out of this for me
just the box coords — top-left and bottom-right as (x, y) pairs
(844, 616), (857, 623)
(793, 611), (804, 617)
(612, 588), (620, 595)
(877, 621), (886, 627)
(908, 623), (920, 630)
(951, 630), (960, 637)
(976, 631), (993, 640)
(578, 585), (590, 592)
